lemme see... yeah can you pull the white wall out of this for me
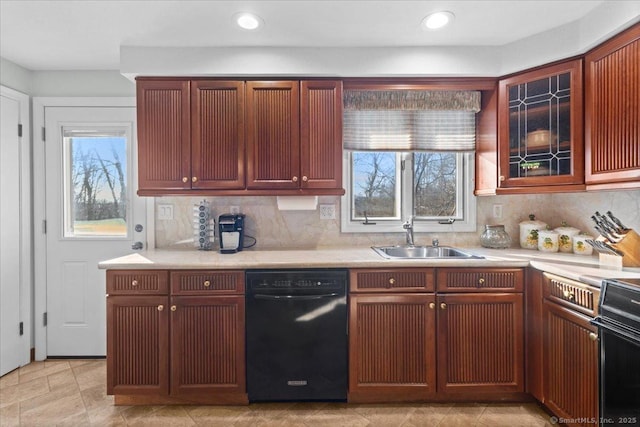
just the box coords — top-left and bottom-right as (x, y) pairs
(0, 57), (32, 94)
(30, 70), (134, 96)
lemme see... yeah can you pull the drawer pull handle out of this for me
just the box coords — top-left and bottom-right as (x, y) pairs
(204, 280), (211, 287)
(440, 303), (447, 310)
(157, 305), (164, 311)
(589, 332), (598, 342)
(478, 278), (485, 285)
(429, 302), (436, 310)
(171, 305), (177, 312)
(389, 278), (396, 285)
(563, 289), (575, 300)
(131, 280), (138, 287)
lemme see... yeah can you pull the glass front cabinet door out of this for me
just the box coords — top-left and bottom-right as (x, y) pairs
(498, 60), (584, 191)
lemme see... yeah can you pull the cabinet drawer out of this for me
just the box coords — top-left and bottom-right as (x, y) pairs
(437, 268), (524, 292)
(542, 272), (599, 317)
(107, 270), (169, 295)
(350, 269), (435, 293)
(171, 270), (245, 295)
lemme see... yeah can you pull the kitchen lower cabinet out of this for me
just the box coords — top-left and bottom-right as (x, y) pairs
(436, 293), (524, 394)
(106, 269), (247, 405)
(542, 300), (599, 427)
(348, 293), (436, 402)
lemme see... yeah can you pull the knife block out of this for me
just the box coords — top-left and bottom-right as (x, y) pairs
(611, 229), (640, 268)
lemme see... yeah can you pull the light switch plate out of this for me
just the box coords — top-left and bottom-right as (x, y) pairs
(157, 204), (174, 220)
(492, 204), (503, 219)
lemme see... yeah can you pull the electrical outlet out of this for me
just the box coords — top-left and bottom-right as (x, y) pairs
(319, 204), (336, 220)
(492, 204), (503, 219)
(157, 204), (174, 220)
(229, 206), (240, 215)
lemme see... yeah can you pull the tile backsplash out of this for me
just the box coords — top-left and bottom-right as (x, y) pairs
(154, 190), (640, 250)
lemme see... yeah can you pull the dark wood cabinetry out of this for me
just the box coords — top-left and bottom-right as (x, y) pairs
(585, 23), (640, 190)
(106, 269), (247, 405)
(497, 60), (584, 193)
(349, 267), (525, 402)
(136, 78), (344, 196)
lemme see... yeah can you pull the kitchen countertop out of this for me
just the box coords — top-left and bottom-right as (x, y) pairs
(99, 246), (640, 286)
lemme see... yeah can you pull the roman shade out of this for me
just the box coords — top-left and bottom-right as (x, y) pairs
(343, 90), (481, 152)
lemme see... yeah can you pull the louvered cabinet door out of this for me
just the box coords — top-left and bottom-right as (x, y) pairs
(246, 81), (300, 189)
(585, 23), (640, 188)
(349, 294), (436, 402)
(191, 81), (245, 189)
(106, 295), (169, 395)
(170, 296), (246, 397)
(136, 79), (191, 192)
(300, 80), (343, 190)
(543, 300), (598, 426)
(437, 293), (524, 394)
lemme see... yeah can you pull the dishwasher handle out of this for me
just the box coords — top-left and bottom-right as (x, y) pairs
(253, 293), (340, 301)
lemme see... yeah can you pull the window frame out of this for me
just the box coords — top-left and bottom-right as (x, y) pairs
(341, 151), (477, 233)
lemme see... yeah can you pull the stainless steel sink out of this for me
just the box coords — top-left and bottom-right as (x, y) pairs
(372, 245), (483, 259)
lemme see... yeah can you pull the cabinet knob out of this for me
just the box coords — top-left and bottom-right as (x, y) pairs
(203, 280), (211, 287)
(157, 305), (164, 311)
(589, 332), (598, 342)
(182, 177), (188, 183)
(292, 176), (299, 182)
(563, 289), (575, 300)
(440, 303), (447, 310)
(302, 176), (308, 182)
(478, 278), (485, 285)
(131, 280), (138, 287)
(389, 278), (396, 285)
(171, 305), (177, 312)
(429, 302), (436, 310)
(499, 175), (505, 182)
(192, 177), (198, 183)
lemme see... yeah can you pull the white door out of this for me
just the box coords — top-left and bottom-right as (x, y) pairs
(1, 87), (30, 375)
(44, 106), (146, 356)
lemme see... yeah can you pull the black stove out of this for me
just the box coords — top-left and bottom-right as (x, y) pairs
(591, 277), (640, 425)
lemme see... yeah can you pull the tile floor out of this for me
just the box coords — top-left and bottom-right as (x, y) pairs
(0, 360), (555, 426)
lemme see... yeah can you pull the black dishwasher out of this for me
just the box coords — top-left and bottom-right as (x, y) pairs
(246, 269), (348, 401)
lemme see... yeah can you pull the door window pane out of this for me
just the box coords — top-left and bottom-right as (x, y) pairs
(351, 152), (399, 219)
(63, 128), (128, 237)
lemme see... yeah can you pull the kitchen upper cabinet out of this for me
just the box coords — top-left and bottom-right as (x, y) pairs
(191, 81), (245, 190)
(436, 292), (524, 394)
(246, 81), (300, 189)
(497, 60), (584, 193)
(585, 23), (640, 189)
(137, 79), (191, 192)
(349, 293), (436, 402)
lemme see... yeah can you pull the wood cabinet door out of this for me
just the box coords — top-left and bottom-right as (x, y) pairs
(585, 23), (640, 188)
(246, 81), (300, 189)
(170, 296), (245, 397)
(136, 79), (191, 192)
(300, 80), (343, 190)
(497, 60), (584, 192)
(543, 300), (598, 426)
(191, 81), (245, 189)
(106, 295), (169, 395)
(437, 293), (524, 394)
(349, 294), (436, 402)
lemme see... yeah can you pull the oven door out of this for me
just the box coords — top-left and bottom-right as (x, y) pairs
(591, 318), (640, 425)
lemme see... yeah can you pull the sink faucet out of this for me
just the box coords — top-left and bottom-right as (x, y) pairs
(432, 238), (439, 247)
(403, 216), (415, 246)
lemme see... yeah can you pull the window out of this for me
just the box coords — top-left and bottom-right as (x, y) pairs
(342, 151), (476, 233)
(341, 88), (479, 233)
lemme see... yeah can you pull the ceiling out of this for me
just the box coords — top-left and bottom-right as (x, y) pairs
(0, 0), (608, 71)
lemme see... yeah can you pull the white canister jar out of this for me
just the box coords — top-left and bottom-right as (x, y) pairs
(519, 214), (548, 249)
(554, 221), (580, 253)
(573, 234), (594, 256)
(538, 229), (559, 252)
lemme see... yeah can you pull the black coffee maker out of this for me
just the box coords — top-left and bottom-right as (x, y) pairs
(218, 214), (245, 253)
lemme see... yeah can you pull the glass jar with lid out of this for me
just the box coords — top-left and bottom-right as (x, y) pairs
(480, 225), (512, 249)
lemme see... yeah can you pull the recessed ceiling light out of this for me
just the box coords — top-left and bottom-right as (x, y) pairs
(234, 12), (263, 31)
(421, 11), (455, 30)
